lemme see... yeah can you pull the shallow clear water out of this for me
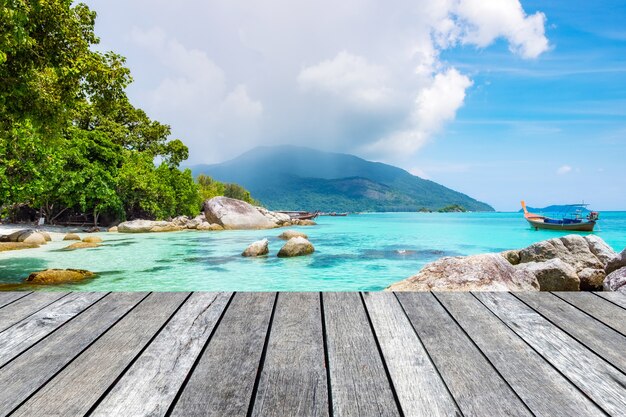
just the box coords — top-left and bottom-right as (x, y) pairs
(2, 212), (625, 291)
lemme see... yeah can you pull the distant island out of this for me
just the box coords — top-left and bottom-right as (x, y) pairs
(190, 145), (494, 213)
(517, 204), (591, 213)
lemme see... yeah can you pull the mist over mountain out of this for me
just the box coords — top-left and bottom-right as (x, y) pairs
(190, 145), (494, 212)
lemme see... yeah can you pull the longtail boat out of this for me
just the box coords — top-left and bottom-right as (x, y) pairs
(276, 210), (319, 220)
(521, 201), (599, 231)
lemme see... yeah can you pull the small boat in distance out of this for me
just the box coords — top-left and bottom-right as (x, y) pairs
(276, 210), (319, 220)
(521, 201), (599, 231)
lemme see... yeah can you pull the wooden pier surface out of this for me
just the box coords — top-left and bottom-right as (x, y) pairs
(0, 291), (625, 416)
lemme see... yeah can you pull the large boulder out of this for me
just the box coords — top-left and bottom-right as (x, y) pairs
(277, 237), (315, 258)
(26, 269), (95, 285)
(242, 239), (270, 257)
(82, 236), (102, 243)
(117, 219), (183, 233)
(604, 267), (626, 293)
(515, 259), (580, 291)
(63, 233), (81, 241)
(584, 235), (618, 268)
(204, 197), (277, 230)
(256, 207), (292, 225)
(2, 229), (47, 245)
(387, 253), (539, 291)
(520, 235), (603, 273)
(278, 230), (308, 240)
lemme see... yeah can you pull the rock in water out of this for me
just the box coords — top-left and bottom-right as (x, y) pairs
(2, 230), (47, 245)
(0, 242), (40, 252)
(26, 269), (95, 285)
(108, 226), (118, 232)
(277, 237), (315, 258)
(604, 267), (626, 293)
(278, 230), (308, 240)
(516, 259), (580, 291)
(203, 196), (277, 230)
(64, 242), (100, 250)
(117, 219), (183, 233)
(387, 253), (539, 292)
(242, 239), (270, 257)
(63, 233), (81, 241)
(82, 236), (102, 243)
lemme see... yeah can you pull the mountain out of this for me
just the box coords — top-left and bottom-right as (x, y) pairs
(519, 205), (591, 213)
(190, 145), (494, 212)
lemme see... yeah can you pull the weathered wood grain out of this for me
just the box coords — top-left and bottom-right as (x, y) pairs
(170, 292), (276, 417)
(475, 292), (626, 416)
(91, 292), (232, 417)
(0, 292), (31, 309)
(595, 291), (626, 309)
(0, 292), (147, 416)
(0, 292), (105, 367)
(554, 292), (626, 335)
(323, 292), (400, 417)
(251, 292), (328, 417)
(516, 292), (626, 373)
(363, 292), (460, 417)
(10, 292), (189, 417)
(397, 292), (532, 417)
(0, 292), (67, 332)
(436, 292), (604, 417)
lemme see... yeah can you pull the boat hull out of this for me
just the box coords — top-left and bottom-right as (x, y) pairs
(526, 218), (596, 232)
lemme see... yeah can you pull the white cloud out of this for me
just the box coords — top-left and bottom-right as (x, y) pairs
(557, 165), (572, 175)
(89, 0), (549, 164)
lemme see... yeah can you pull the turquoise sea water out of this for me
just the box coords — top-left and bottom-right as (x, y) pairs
(1, 212), (626, 291)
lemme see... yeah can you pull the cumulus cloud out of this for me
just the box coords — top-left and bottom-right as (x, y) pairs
(90, 0), (549, 164)
(557, 165), (572, 175)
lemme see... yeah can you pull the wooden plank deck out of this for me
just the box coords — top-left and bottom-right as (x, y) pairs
(0, 291), (624, 417)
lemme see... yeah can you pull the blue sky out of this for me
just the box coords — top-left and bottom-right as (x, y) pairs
(85, 0), (626, 210)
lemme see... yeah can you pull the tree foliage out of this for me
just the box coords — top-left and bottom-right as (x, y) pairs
(0, 1), (256, 224)
(197, 174), (258, 206)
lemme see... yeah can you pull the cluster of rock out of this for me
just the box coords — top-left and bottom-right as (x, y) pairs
(115, 197), (317, 233)
(388, 234), (626, 293)
(63, 235), (103, 250)
(242, 230), (315, 258)
(0, 229), (51, 252)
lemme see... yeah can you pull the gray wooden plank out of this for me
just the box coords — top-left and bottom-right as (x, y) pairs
(0, 292), (68, 332)
(323, 292), (400, 417)
(436, 292), (605, 417)
(0, 292), (31, 309)
(475, 292), (626, 416)
(363, 292), (460, 417)
(555, 292), (626, 335)
(171, 292), (276, 417)
(396, 292), (532, 417)
(0, 292), (147, 416)
(0, 292), (106, 367)
(11, 292), (189, 417)
(517, 292), (626, 373)
(91, 292), (232, 417)
(251, 292), (328, 417)
(595, 291), (626, 309)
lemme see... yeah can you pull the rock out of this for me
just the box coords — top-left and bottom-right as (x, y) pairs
(277, 237), (315, 258)
(64, 242), (100, 250)
(604, 267), (626, 293)
(278, 230), (308, 240)
(256, 207), (292, 225)
(294, 219), (317, 226)
(84, 226), (101, 233)
(519, 235), (603, 273)
(516, 259), (580, 291)
(196, 223), (224, 231)
(39, 231), (52, 242)
(501, 250), (521, 265)
(171, 215), (190, 226)
(584, 235), (618, 267)
(108, 226), (118, 232)
(63, 233), (81, 241)
(387, 253), (539, 292)
(82, 236), (103, 243)
(242, 239), (270, 257)
(578, 268), (605, 291)
(0, 242), (40, 252)
(209, 223), (224, 231)
(26, 269), (95, 285)
(204, 197), (277, 230)
(605, 248), (626, 275)
(117, 219), (183, 233)
(2, 229), (47, 245)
